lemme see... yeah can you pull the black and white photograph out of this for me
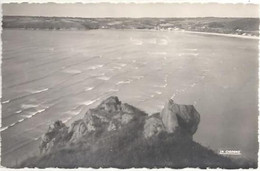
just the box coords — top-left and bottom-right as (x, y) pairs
(0, 0), (259, 169)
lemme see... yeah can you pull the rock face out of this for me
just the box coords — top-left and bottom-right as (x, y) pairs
(39, 96), (200, 154)
(21, 96), (256, 169)
(144, 113), (165, 138)
(39, 121), (69, 154)
(144, 99), (200, 139)
(40, 96), (147, 153)
(160, 99), (200, 137)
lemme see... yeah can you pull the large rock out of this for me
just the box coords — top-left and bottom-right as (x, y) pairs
(42, 96), (147, 150)
(39, 121), (69, 154)
(97, 96), (122, 113)
(160, 99), (200, 137)
(144, 113), (165, 138)
(39, 97), (200, 155)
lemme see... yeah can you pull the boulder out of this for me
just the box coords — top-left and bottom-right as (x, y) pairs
(160, 99), (200, 137)
(97, 96), (122, 113)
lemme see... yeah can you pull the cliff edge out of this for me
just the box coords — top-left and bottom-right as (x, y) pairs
(19, 96), (256, 168)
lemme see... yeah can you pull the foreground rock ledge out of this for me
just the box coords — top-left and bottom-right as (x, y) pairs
(39, 96), (200, 153)
(18, 96), (256, 168)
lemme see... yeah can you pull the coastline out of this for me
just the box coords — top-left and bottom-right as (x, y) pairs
(125, 28), (260, 40)
(3, 27), (259, 40)
(180, 30), (259, 40)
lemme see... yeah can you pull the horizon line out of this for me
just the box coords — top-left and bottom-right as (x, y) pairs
(3, 15), (260, 19)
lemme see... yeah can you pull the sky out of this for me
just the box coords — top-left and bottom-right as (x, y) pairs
(2, 3), (259, 18)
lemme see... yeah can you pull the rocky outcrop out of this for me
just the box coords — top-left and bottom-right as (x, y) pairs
(39, 97), (201, 154)
(20, 96), (257, 169)
(160, 99), (200, 138)
(39, 121), (69, 154)
(143, 99), (200, 139)
(39, 96), (147, 153)
(39, 97), (200, 154)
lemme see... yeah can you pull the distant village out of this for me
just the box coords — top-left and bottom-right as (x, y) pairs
(3, 16), (259, 37)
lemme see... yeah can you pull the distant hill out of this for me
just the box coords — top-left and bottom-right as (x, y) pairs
(3, 16), (259, 36)
(17, 97), (256, 168)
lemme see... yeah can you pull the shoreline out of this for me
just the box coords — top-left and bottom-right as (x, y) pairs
(180, 30), (259, 40)
(3, 27), (259, 40)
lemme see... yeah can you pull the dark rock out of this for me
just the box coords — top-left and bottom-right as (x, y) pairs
(39, 120), (69, 154)
(39, 97), (201, 154)
(160, 99), (200, 138)
(97, 96), (122, 113)
(40, 96), (148, 153)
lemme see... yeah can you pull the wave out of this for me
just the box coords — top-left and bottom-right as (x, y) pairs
(21, 104), (39, 109)
(85, 87), (94, 91)
(184, 48), (198, 51)
(81, 98), (100, 106)
(65, 110), (81, 116)
(66, 105), (85, 116)
(9, 123), (16, 127)
(62, 69), (82, 74)
(116, 80), (132, 85)
(178, 53), (199, 57)
(62, 116), (72, 123)
(21, 114), (32, 118)
(1, 88), (49, 105)
(97, 76), (111, 81)
(0, 126), (8, 132)
(155, 91), (162, 95)
(149, 52), (167, 55)
(153, 83), (167, 88)
(164, 75), (168, 83)
(118, 63), (127, 67)
(18, 118), (25, 123)
(132, 76), (144, 80)
(2, 100), (10, 104)
(108, 89), (119, 92)
(88, 64), (104, 70)
(29, 88), (49, 94)
(171, 93), (176, 99)
(34, 137), (41, 141)
(15, 110), (22, 114)
(21, 108), (48, 119)
(138, 98), (146, 102)
(93, 73), (105, 77)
